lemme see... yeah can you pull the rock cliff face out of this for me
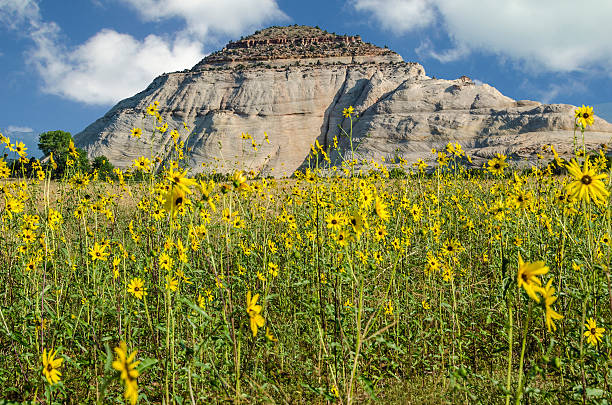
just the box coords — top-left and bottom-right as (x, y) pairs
(75, 25), (612, 176)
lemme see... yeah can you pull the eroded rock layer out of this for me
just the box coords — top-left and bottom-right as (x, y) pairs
(75, 25), (612, 176)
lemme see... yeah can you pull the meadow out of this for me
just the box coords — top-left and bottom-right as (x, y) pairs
(0, 105), (610, 404)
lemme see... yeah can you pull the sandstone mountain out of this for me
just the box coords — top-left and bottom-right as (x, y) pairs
(75, 25), (612, 176)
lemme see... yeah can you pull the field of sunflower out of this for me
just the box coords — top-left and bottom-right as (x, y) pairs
(0, 105), (610, 404)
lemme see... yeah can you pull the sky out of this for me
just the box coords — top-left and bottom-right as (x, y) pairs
(2, 0), (612, 158)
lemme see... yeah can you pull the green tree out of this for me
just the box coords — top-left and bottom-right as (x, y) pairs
(38, 130), (72, 157)
(92, 155), (115, 178)
(38, 130), (91, 178)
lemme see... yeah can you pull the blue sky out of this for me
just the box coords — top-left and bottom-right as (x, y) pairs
(2, 0), (612, 158)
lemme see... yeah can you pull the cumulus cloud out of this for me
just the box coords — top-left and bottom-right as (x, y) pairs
(118, 0), (288, 39)
(0, 0), (287, 105)
(29, 29), (204, 104)
(351, 0), (612, 73)
(352, 0), (435, 34)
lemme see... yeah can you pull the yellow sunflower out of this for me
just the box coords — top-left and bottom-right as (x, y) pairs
(584, 318), (605, 346)
(565, 158), (609, 205)
(42, 348), (63, 385)
(517, 254), (548, 302)
(575, 104), (594, 128)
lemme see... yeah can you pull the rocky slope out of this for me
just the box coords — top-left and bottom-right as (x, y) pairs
(75, 25), (612, 176)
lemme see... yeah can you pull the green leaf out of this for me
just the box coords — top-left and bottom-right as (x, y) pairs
(137, 357), (158, 373)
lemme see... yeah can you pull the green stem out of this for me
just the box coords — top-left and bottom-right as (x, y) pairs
(505, 303), (513, 405)
(514, 302), (533, 405)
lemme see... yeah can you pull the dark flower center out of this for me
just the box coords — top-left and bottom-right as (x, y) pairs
(521, 273), (528, 282)
(591, 328), (597, 335)
(47, 364), (53, 372)
(583, 113), (590, 119)
(175, 197), (183, 206)
(494, 163), (500, 169)
(351, 219), (357, 226)
(331, 219), (337, 225)
(581, 175), (592, 185)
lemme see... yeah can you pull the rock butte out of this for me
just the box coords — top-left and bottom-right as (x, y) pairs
(75, 25), (612, 176)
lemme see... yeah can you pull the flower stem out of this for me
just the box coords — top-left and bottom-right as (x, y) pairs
(505, 302), (513, 405)
(514, 302), (533, 405)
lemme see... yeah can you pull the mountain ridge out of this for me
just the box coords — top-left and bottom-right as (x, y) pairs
(74, 25), (612, 176)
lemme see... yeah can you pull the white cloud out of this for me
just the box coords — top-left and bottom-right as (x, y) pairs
(351, 0), (612, 73)
(0, 0), (41, 29)
(415, 39), (469, 63)
(352, 0), (435, 34)
(6, 126), (34, 134)
(29, 29), (205, 104)
(0, 0), (287, 105)
(118, 0), (288, 39)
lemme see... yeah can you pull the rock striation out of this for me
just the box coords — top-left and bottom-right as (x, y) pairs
(75, 25), (612, 176)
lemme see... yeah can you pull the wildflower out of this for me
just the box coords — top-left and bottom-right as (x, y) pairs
(0, 159), (10, 178)
(112, 257), (121, 279)
(584, 318), (605, 346)
(199, 180), (216, 212)
(165, 275), (178, 291)
(374, 195), (390, 222)
(133, 156), (151, 172)
(425, 252), (441, 273)
(197, 294), (207, 309)
(164, 187), (186, 217)
(68, 139), (78, 157)
(14, 141), (27, 157)
(342, 105), (355, 118)
(89, 242), (109, 261)
(541, 278), (563, 332)
(517, 254), (548, 302)
(166, 168), (197, 195)
(384, 301), (394, 315)
(334, 230), (349, 247)
(265, 327), (278, 342)
(246, 291), (265, 337)
(131, 127), (142, 139)
(374, 225), (388, 241)
(156, 123), (168, 133)
(565, 158), (609, 205)
(48, 209), (62, 229)
(487, 154), (508, 175)
(112, 341), (140, 405)
(325, 212), (344, 231)
(421, 299), (431, 310)
(304, 168), (316, 183)
(146, 103), (158, 116)
(159, 252), (173, 271)
(69, 172), (91, 190)
(440, 238), (463, 256)
(268, 262), (279, 277)
(231, 171), (250, 192)
(575, 105), (595, 128)
(42, 348), (63, 385)
(127, 278), (147, 300)
(348, 211), (367, 236)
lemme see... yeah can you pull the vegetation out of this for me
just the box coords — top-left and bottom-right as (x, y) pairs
(0, 105), (610, 404)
